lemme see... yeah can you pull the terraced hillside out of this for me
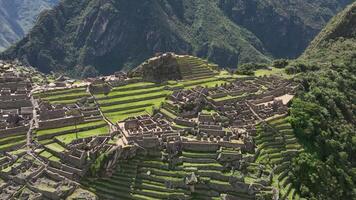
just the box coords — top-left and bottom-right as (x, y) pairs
(254, 117), (304, 200)
(177, 55), (219, 80)
(94, 82), (170, 123)
(34, 87), (90, 105)
(33, 87), (110, 164)
(84, 149), (265, 200)
(94, 55), (235, 124)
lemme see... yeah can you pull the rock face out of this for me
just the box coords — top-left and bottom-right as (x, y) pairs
(137, 53), (182, 83)
(0, 0), (59, 52)
(1, 0), (351, 76)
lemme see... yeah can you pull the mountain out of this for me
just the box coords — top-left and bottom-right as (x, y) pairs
(0, 0), (59, 52)
(301, 1), (356, 66)
(1, 0), (352, 77)
(219, 0), (353, 58)
(286, 2), (356, 199)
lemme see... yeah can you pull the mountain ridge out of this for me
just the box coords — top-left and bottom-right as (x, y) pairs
(1, 0), (353, 77)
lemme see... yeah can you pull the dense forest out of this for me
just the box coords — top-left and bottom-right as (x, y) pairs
(287, 2), (356, 199)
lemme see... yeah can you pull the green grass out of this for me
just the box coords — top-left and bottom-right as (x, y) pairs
(101, 97), (166, 113)
(98, 90), (169, 105)
(39, 150), (61, 162)
(37, 120), (106, 136)
(255, 67), (292, 78)
(55, 126), (109, 144)
(39, 150), (53, 158)
(106, 109), (149, 123)
(0, 134), (26, 145)
(95, 86), (165, 99)
(0, 139), (26, 151)
(160, 108), (177, 119)
(110, 82), (157, 92)
(45, 143), (67, 152)
(186, 80), (227, 89)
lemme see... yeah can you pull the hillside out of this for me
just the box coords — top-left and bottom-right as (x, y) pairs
(301, 1), (356, 67)
(1, 0), (352, 77)
(219, 0), (353, 58)
(0, 0), (58, 52)
(286, 2), (356, 200)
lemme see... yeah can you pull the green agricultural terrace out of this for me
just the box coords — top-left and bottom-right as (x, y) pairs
(254, 117), (304, 200)
(83, 150), (260, 200)
(93, 55), (242, 124)
(34, 86), (90, 105)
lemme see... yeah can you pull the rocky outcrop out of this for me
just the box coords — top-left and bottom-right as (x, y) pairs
(138, 53), (182, 83)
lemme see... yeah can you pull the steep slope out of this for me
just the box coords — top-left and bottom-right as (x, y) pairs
(1, 0), (351, 76)
(2, 0), (270, 76)
(219, 0), (353, 58)
(0, 0), (59, 52)
(287, 2), (356, 200)
(301, 1), (356, 66)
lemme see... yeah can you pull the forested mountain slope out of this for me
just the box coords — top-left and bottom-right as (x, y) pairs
(1, 0), (352, 77)
(287, 2), (356, 199)
(219, 0), (353, 58)
(0, 0), (58, 51)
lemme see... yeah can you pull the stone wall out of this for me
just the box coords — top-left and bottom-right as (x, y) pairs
(0, 99), (31, 109)
(39, 109), (66, 120)
(38, 116), (84, 130)
(0, 94), (27, 101)
(0, 125), (28, 138)
(182, 141), (219, 152)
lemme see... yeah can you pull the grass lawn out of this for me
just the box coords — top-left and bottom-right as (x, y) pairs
(96, 86), (165, 99)
(111, 82), (157, 92)
(55, 126), (109, 144)
(45, 143), (67, 152)
(181, 77), (219, 87)
(101, 97), (166, 113)
(39, 150), (54, 158)
(105, 109), (149, 123)
(37, 120), (107, 136)
(0, 134), (26, 144)
(255, 67), (293, 78)
(186, 80), (227, 89)
(0, 140), (26, 151)
(98, 90), (169, 105)
(160, 108), (177, 119)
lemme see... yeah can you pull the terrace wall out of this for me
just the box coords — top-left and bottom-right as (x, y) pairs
(38, 122), (106, 140)
(182, 142), (219, 152)
(38, 116), (85, 130)
(0, 125), (28, 138)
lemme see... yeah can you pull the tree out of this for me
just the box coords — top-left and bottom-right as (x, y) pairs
(272, 59), (289, 68)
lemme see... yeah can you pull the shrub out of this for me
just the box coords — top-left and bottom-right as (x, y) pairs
(273, 59), (289, 68)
